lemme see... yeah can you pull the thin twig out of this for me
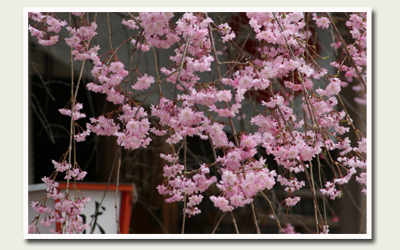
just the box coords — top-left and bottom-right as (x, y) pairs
(359, 198), (367, 234)
(151, 47), (162, 95)
(259, 191), (284, 234)
(115, 150), (122, 234)
(212, 212), (227, 234)
(230, 211), (239, 234)
(250, 202), (260, 234)
(176, 36), (191, 93)
(308, 161), (320, 233)
(106, 36), (136, 66)
(302, 163), (323, 234)
(106, 13), (113, 51)
(29, 92), (55, 144)
(89, 146), (122, 233)
(181, 136), (187, 234)
(136, 199), (169, 234)
(342, 184), (364, 214)
(317, 156), (328, 229)
(31, 65), (56, 102)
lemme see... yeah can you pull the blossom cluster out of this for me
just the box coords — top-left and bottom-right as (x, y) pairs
(212, 157), (277, 211)
(29, 160), (89, 234)
(28, 13), (96, 234)
(28, 12), (67, 46)
(157, 163), (217, 216)
(330, 12), (367, 105)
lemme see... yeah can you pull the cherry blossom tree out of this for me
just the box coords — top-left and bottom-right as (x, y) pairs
(27, 11), (368, 235)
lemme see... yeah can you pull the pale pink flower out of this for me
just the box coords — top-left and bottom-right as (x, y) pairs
(52, 160), (71, 172)
(325, 78), (342, 96)
(285, 196), (301, 206)
(132, 74), (155, 91)
(210, 196), (233, 212)
(312, 13), (330, 29)
(121, 19), (139, 29)
(28, 223), (38, 234)
(109, 61), (125, 74)
(230, 194), (245, 207)
(282, 223), (300, 234)
(216, 90), (232, 103)
(221, 170), (237, 186)
(356, 137), (367, 153)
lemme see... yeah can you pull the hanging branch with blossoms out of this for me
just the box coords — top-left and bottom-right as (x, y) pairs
(28, 11), (368, 235)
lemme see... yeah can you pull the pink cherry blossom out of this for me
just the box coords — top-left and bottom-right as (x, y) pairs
(132, 74), (155, 91)
(29, 11), (368, 234)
